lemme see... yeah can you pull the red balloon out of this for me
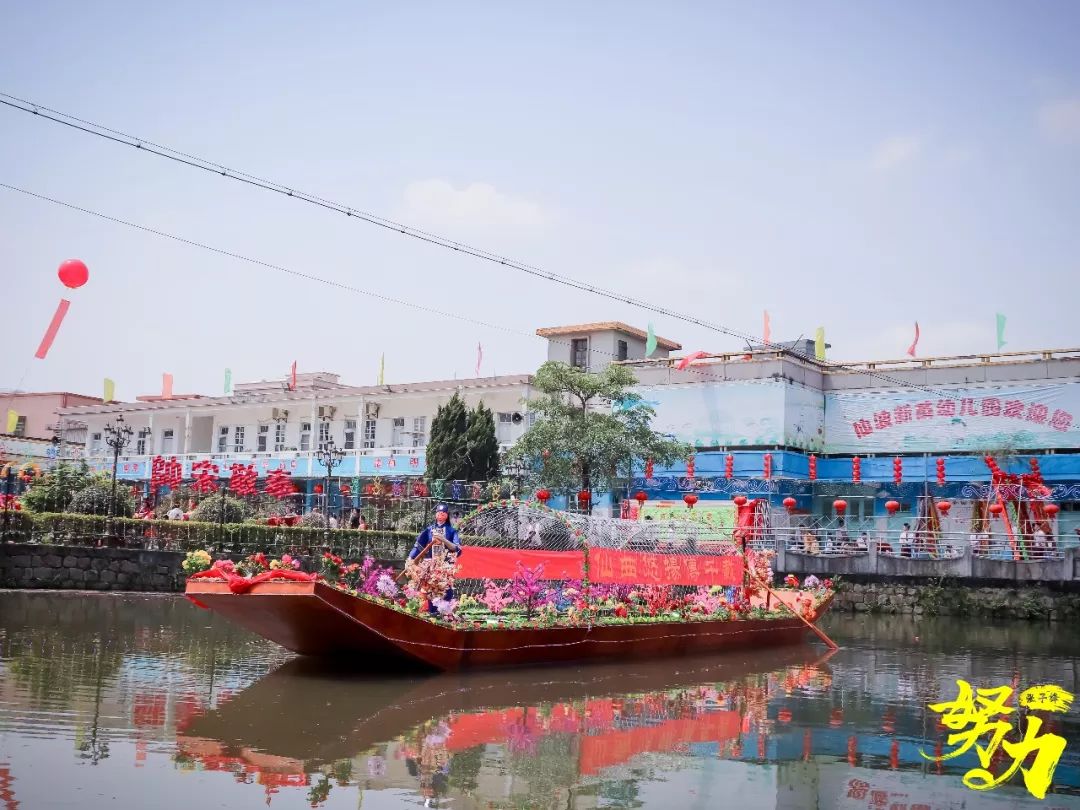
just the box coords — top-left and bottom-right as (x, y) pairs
(58, 259), (89, 289)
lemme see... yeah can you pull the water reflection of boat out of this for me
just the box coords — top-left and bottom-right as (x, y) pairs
(185, 579), (833, 670)
(179, 645), (825, 765)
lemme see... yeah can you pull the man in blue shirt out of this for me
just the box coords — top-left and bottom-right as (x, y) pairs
(408, 504), (463, 612)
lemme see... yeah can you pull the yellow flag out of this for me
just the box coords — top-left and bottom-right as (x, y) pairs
(814, 327), (826, 360)
(103, 378), (115, 402)
(378, 354), (385, 385)
(5, 410), (17, 434)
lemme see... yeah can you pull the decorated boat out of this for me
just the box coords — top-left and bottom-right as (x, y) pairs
(184, 503), (836, 671)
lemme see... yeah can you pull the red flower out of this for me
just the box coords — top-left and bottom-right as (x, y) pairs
(614, 605), (628, 619)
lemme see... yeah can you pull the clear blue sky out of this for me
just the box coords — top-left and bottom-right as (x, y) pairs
(2, 1), (1078, 400)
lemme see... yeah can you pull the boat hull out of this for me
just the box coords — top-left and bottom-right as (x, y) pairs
(186, 580), (833, 671)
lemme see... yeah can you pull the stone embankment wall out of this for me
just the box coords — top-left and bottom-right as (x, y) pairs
(833, 581), (1080, 621)
(0, 543), (185, 591)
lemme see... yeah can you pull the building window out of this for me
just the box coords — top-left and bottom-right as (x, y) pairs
(91, 432), (102, 455)
(344, 420), (356, 450)
(162, 429), (175, 454)
(363, 419), (376, 449)
(136, 430), (149, 455)
(299, 422), (311, 452)
(12, 416), (26, 437)
(571, 338), (588, 369)
(617, 339), (628, 361)
(257, 424), (269, 452)
(497, 412), (515, 443)
(412, 417), (426, 447)
(232, 426), (245, 453)
(391, 417), (405, 446)
(274, 422), (286, 451)
(217, 426), (228, 453)
(318, 421), (330, 451)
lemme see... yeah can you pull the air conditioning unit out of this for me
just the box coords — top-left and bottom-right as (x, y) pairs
(511, 412), (524, 424)
(318, 405), (337, 420)
(364, 403), (381, 419)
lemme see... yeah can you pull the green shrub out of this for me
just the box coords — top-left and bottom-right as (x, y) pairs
(189, 494), (251, 524)
(68, 480), (135, 517)
(20, 462), (97, 513)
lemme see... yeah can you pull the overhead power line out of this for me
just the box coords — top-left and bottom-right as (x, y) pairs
(0, 91), (970, 397)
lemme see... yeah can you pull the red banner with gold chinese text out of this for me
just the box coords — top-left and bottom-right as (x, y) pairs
(588, 548), (744, 586)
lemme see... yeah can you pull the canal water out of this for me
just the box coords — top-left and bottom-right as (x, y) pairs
(1, 592), (1078, 809)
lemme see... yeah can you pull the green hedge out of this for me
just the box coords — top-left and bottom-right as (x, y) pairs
(5, 511), (419, 558)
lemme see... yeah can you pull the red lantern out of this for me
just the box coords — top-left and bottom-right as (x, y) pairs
(683, 493), (699, 509)
(725, 454), (734, 479)
(763, 453), (772, 481)
(57, 259), (89, 289)
(1045, 503), (1060, 517)
(535, 489), (551, 503)
(989, 502), (1004, 515)
(645, 458), (654, 479)
(936, 458), (946, 486)
(851, 456), (861, 484)
(733, 495), (748, 507)
(577, 490), (591, 505)
(808, 454), (817, 481)
(314, 484), (324, 494)
(893, 457), (903, 485)
(634, 491), (647, 506)
(686, 456), (695, 479)
(833, 499), (847, 515)
(936, 500), (952, 514)
(340, 484), (351, 497)
(782, 496), (797, 513)
(885, 500), (900, 515)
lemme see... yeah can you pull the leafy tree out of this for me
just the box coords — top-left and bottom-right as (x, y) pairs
(506, 361), (690, 505)
(426, 393), (470, 481)
(465, 401), (501, 482)
(20, 461), (95, 513)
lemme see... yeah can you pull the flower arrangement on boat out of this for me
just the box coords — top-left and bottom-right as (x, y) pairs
(183, 549), (834, 629)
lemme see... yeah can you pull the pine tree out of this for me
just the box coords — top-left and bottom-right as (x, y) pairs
(465, 401), (501, 482)
(425, 393), (470, 481)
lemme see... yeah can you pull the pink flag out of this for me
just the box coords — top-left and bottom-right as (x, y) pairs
(34, 299), (71, 359)
(676, 351), (709, 371)
(162, 373), (174, 399)
(907, 322), (920, 357)
(475, 343), (483, 377)
(763, 311), (771, 345)
(290, 361), (297, 391)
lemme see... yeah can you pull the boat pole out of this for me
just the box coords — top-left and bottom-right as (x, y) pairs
(395, 540), (436, 582)
(744, 560), (838, 650)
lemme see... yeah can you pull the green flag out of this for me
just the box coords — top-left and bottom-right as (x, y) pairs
(224, 368), (233, 395)
(995, 313), (1007, 352)
(814, 327), (826, 360)
(645, 323), (657, 357)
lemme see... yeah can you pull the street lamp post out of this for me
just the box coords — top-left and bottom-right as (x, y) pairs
(503, 459), (526, 500)
(316, 438), (346, 541)
(104, 414), (133, 540)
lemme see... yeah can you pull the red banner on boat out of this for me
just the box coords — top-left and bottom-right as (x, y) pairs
(588, 549), (744, 586)
(456, 547), (586, 580)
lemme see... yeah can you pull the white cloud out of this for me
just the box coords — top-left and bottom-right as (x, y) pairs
(402, 179), (548, 228)
(1038, 98), (1080, 144)
(869, 135), (924, 171)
